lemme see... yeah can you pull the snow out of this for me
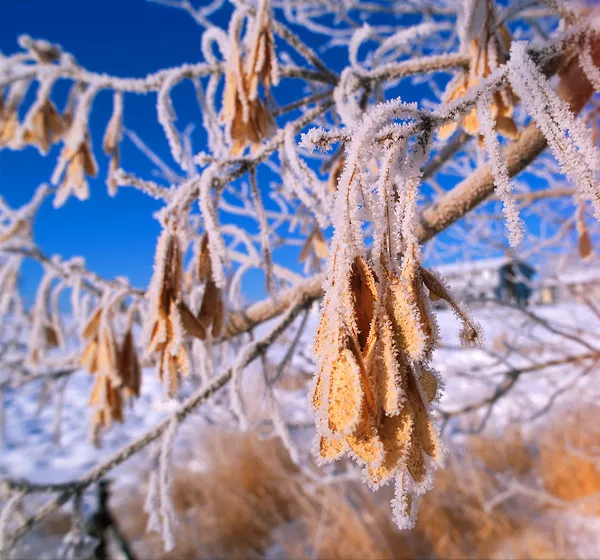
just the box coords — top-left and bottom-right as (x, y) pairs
(3, 300), (597, 482)
(1, 300), (600, 554)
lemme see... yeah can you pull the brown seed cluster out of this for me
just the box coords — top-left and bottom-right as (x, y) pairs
(28, 275), (64, 366)
(102, 93), (123, 196)
(144, 230), (225, 396)
(195, 234), (225, 339)
(82, 305), (141, 439)
(221, 1), (278, 155)
(29, 322), (61, 366)
(1, 74), (121, 207)
(22, 100), (66, 154)
(312, 252), (479, 524)
(145, 230), (192, 396)
(299, 226), (329, 273)
(52, 139), (99, 207)
(0, 100), (20, 149)
(439, 0), (518, 141)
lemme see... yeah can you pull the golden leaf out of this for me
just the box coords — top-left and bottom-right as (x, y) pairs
(368, 408), (413, 486)
(319, 435), (347, 462)
(83, 306), (103, 339)
(418, 366), (439, 404)
(179, 300), (207, 340)
(328, 348), (363, 434)
(0, 112), (18, 148)
(346, 400), (384, 465)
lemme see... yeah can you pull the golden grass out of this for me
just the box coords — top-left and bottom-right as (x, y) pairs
(28, 404), (598, 559)
(539, 406), (600, 514)
(103, 405), (600, 560)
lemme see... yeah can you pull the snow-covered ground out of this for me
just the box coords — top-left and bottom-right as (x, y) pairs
(1, 300), (598, 483)
(1, 300), (599, 557)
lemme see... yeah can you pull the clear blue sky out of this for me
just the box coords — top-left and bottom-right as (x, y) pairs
(2, 0), (521, 305)
(1, 0), (236, 301)
(0, 0), (434, 304)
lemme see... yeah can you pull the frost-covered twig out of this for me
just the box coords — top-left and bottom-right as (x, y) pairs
(2, 293), (312, 550)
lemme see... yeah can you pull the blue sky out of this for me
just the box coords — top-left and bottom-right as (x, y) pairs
(2, 0), (554, 306)
(0, 0), (435, 304)
(1, 0), (236, 300)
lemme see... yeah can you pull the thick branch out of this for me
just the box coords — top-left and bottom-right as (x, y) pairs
(223, 42), (599, 340)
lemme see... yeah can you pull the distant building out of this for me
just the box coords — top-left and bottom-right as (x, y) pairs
(433, 257), (536, 306)
(534, 266), (600, 305)
(497, 260), (536, 308)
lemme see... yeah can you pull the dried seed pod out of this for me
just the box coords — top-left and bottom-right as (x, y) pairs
(82, 303), (134, 437)
(245, 0), (279, 100)
(368, 409), (413, 486)
(143, 228), (201, 395)
(28, 272), (65, 365)
(22, 100), (65, 154)
(313, 249), (472, 529)
(0, 112), (19, 148)
(119, 329), (141, 399)
(221, 4), (277, 155)
(327, 155), (345, 194)
(299, 226), (329, 273)
(52, 139), (98, 208)
(327, 348), (363, 434)
(386, 263), (434, 361)
(0, 219), (29, 244)
(576, 204), (593, 261)
(103, 92), (123, 196)
(183, 234), (226, 340)
(439, 0), (518, 140)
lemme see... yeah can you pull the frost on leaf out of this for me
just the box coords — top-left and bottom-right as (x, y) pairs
(143, 228), (192, 396)
(28, 270), (64, 366)
(102, 92), (123, 197)
(22, 100), (65, 155)
(299, 225), (329, 274)
(309, 98), (484, 528)
(439, 0), (518, 141)
(51, 139), (98, 208)
(144, 228), (225, 396)
(81, 297), (142, 443)
(193, 233), (225, 339)
(221, 1), (278, 155)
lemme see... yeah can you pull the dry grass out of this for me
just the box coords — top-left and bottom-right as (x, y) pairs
(104, 405), (600, 560)
(539, 405), (600, 515)
(31, 405), (599, 559)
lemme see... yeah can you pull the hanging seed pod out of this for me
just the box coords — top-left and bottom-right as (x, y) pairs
(52, 139), (98, 207)
(576, 202), (593, 261)
(245, 0), (280, 100)
(143, 228), (192, 395)
(299, 226), (329, 274)
(439, 0), (518, 140)
(81, 302), (135, 439)
(313, 248), (474, 529)
(22, 100), (65, 154)
(193, 234), (225, 339)
(103, 92), (123, 196)
(327, 155), (345, 194)
(221, 3), (276, 155)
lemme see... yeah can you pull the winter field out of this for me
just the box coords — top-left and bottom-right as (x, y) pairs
(3, 298), (600, 559)
(2, 0), (600, 557)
